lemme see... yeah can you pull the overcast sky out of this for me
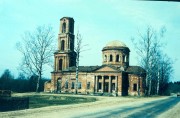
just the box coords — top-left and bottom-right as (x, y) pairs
(0, 0), (180, 81)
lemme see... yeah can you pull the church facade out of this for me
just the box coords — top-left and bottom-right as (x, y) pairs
(44, 17), (146, 96)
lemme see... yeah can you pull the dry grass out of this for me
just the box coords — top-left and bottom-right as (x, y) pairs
(14, 93), (96, 108)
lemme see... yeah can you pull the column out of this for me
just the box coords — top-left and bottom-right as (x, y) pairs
(54, 57), (56, 71)
(93, 76), (96, 93)
(102, 76), (104, 92)
(109, 76), (112, 93)
(57, 57), (59, 71)
(115, 76), (118, 92)
(95, 76), (98, 92)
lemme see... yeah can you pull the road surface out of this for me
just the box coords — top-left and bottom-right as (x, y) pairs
(0, 95), (179, 118)
(73, 96), (180, 118)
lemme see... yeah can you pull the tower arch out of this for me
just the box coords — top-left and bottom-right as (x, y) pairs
(61, 40), (65, 51)
(62, 22), (66, 33)
(59, 59), (63, 70)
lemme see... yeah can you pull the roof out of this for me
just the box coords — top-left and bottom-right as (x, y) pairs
(61, 65), (146, 74)
(105, 40), (127, 47)
(62, 65), (125, 73)
(126, 66), (146, 74)
(60, 17), (74, 21)
(102, 40), (130, 51)
(63, 66), (100, 72)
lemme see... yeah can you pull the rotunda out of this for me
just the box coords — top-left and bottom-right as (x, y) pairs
(102, 40), (130, 69)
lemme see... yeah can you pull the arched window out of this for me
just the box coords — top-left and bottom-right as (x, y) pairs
(110, 55), (113, 62)
(59, 59), (63, 70)
(104, 55), (107, 62)
(116, 55), (119, 62)
(61, 40), (65, 51)
(62, 22), (66, 33)
(123, 55), (125, 62)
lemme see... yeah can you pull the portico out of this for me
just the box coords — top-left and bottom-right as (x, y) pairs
(94, 75), (118, 93)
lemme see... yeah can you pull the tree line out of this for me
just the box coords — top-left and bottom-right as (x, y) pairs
(0, 68), (178, 94)
(0, 69), (48, 92)
(132, 26), (174, 96)
(168, 81), (180, 94)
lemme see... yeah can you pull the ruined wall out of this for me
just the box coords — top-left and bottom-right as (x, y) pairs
(128, 74), (144, 96)
(47, 72), (95, 94)
(44, 81), (51, 92)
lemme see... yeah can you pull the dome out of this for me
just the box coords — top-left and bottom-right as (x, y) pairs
(105, 40), (127, 47)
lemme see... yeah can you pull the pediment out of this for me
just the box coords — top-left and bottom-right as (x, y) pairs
(96, 66), (118, 72)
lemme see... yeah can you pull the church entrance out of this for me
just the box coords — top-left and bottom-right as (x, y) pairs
(104, 82), (109, 92)
(57, 78), (62, 93)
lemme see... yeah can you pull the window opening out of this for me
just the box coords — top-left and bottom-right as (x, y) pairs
(78, 82), (82, 89)
(133, 83), (137, 91)
(62, 22), (66, 33)
(110, 55), (113, 62)
(71, 82), (75, 89)
(61, 40), (65, 51)
(116, 55), (119, 62)
(87, 82), (90, 89)
(59, 59), (63, 70)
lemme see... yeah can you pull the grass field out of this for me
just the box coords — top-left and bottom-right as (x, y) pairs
(25, 94), (97, 108)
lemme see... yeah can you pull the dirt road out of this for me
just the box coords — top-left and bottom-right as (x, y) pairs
(0, 94), (179, 118)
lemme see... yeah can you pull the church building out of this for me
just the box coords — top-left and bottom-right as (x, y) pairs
(44, 17), (146, 96)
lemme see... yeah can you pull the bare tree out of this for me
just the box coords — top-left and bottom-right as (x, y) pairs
(16, 25), (55, 92)
(74, 32), (82, 94)
(132, 26), (166, 96)
(74, 31), (88, 94)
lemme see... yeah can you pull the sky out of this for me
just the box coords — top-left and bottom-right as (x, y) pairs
(0, 0), (180, 81)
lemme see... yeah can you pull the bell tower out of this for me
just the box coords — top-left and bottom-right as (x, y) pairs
(54, 17), (76, 71)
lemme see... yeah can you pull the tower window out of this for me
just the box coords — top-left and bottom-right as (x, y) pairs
(116, 55), (120, 62)
(104, 55), (107, 62)
(62, 22), (66, 33)
(61, 40), (65, 51)
(59, 59), (63, 70)
(123, 55), (125, 62)
(110, 55), (113, 62)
